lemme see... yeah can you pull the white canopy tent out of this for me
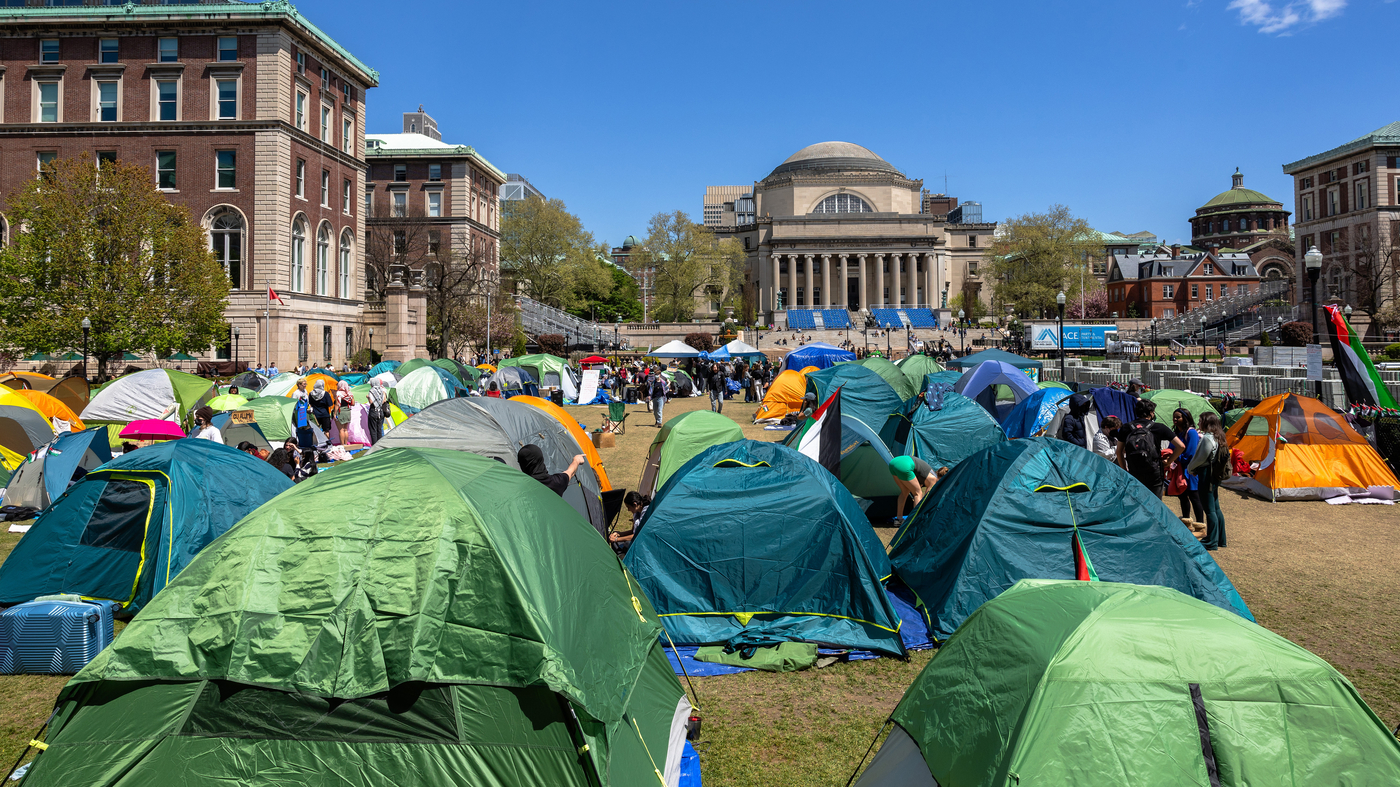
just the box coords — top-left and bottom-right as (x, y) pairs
(649, 340), (701, 358)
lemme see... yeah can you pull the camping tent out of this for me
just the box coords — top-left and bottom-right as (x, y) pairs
(854, 356), (917, 402)
(888, 437), (1253, 640)
(953, 360), (1038, 419)
(486, 365), (539, 398)
(0, 371), (54, 390)
(720, 339), (765, 358)
(37, 376), (90, 416)
(498, 354), (577, 399)
(368, 397), (608, 534)
(210, 412), (273, 455)
(805, 363), (904, 433)
(649, 340), (701, 358)
(855, 579), (1400, 787)
(782, 342), (855, 371)
(19, 448), (692, 787)
(367, 359), (401, 377)
(945, 348), (1042, 374)
(2, 427), (112, 511)
(637, 410), (744, 495)
(894, 354), (944, 390)
(0, 439), (291, 611)
(754, 369), (810, 423)
(228, 370), (268, 392)
(1223, 393), (1400, 501)
(625, 439), (904, 656)
(1037, 380), (1071, 391)
(1142, 388), (1219, 427)
(0, 403), (55, 455)
(79, 368), (215, 426)
(1001, 387), (1073, 439)
(886, 392), (1008, 472)
(258, 371), (304, 398)
(3, 389), (83, 431)
(242, 395), (297, 442)
(660, 369), (695, 397)
(392, 365), (466, 412)
(514, 395), (612, 490)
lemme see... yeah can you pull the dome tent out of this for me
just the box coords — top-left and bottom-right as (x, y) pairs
(1141, 388), (1219, 427)
(893, 354), (943, 389)
(637, 410), (744, 496)
(18, 448), (692, 787)
(854, 580), (1400, 787)
(753, 368), (810, 422)
(952, 359), (1038, 419)
(0, 400), (55, 455)
(660, 369), (694, 397)
(79, 368), (216, 425)
(1, 426), (111, 511)
(1001, 387), (1073, 439)
(805, 364), (904, 435)
(514, 395), (612, 491)
(884, 392), (1007, 473)
(781, 342), (854, 371)
(625, 440), (903, 657)
(853, 356), (916, 402)
(391, 365), (466, 412)
(889, 437), (1252, 641)
(0, 439), (292, 612)
(498, 354), (577, 400)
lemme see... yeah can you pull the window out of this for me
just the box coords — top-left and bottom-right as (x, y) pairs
(297, 324), (308, 362)
(99, 38), (118, 63)
(216, 150), (236, 189)
(345, 327), (353, 359)
(40, 39), (58, 64)
(428, 230), (440, 256)
(394, 164), (406, 182)
(157, 80), (177, 121)
(1191, 283), (1198, 299)
(97, 81), (117, 121)
(392, 230), (406, 255)
(296, 51), (305, 74)
(211, 210), (243, 289)
(216, 79), (236, 119)
(96, 151), (117, 167)
(393, 191), (405, 217)
(157, 37), (178, 62)
(364, 188), (373, 215)
(1204, 263), (1213, 275)
(1354, 160), (1370, 175)
(37, 151), (57, 179)
(1327, 187), (1340, 216)
(295, 92), (307, 131)
(295, 159), (305, 198)
(156, 151), (176, 189)
(320, 105), (330, 143)
(1238, 283), (1249, 295)
(217, 36), (237, 61)
(1355, 179), (1369, 210)
(1206, 284), (1213, 301)
(428, 163), (441, 181)
(1301, 194), (1314, 221)
(291, 220), (306, 291)
(37, 82), (58, 123)
(342, 117), (352, 152)
(320, 170), (329, 207)
(427, 191), (441, 217)
(1163, 284), (1174, 298)
(968, 234), (977, 248)
(316, 226), (329, 295)
(811, 193), (873, 214)
(342, 81), (351, 104)
(323, 326), (332, 362)
(1328, 230), (1340, 253)
(339, 232), (351, 297)
(343, 179), (351, 214)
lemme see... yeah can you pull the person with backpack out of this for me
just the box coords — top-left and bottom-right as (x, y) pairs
(1188, 412), (1231, 551)
(1168, 407), (1205, 533)
(648, 371), (669, 427)
(1114, 399), (1184, 499)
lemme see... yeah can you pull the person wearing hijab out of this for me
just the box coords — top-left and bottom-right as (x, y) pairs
(309, 379), (334, 435)
(1169, 407), (1204, 532)
(335, 379), (355, 445)
(516, 444), (585, 497)
(367, 377), (388, 445)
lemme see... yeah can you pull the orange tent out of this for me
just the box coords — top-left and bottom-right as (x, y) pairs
(513, 395), (611, 491)
(305, 373), (339, 395)
(800, 366), (821, 374)
(1224, 393), (1399, 501)
(39, 376), (90, 415)
(754, 369), (810, 423)
(0, 371), (54, 390)
(6, 389), (84, 431)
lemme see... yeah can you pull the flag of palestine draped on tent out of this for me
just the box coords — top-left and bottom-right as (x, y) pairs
(797, 387), (842, 475)
(1324, 304), (1397, 408)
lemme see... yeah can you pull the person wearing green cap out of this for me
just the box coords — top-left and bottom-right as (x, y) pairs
(889, 455), (948, 521)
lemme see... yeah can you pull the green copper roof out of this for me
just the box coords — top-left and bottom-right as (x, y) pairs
(1202, 187), (1279, 208)
(363, 145), (505, 181)
(0, 1), (377, 84)
(1283, 121), (1400, 173)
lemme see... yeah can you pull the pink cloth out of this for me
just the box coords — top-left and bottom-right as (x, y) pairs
(347, 403), (372, 445)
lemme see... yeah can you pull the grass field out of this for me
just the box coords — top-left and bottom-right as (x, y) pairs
(0, 391), (1396, 785)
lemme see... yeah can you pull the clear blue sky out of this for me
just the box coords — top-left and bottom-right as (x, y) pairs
(312, 0), (1396, 247)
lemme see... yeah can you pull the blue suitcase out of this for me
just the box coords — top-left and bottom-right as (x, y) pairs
(0, 596), (119, 674)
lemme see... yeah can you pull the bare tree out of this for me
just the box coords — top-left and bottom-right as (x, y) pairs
(364, 203), (439, 303)
(1352, 223), (1399, 335)
(424, 227), (495, 359)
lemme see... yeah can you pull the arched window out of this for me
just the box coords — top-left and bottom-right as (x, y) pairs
(811, 193), (873, 214)
(291, 219), (306, 292)
(339, 230), (352, 298)
(316, 225), (330, 295)
(210, 210), (243, 289)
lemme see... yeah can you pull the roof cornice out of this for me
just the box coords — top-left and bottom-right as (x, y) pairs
(364, 144), (504, 181)
(1282, 123), (1400, 173)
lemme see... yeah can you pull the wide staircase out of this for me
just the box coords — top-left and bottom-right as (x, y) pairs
(868, 308), (937, 329)
(515, 295), (613, 349)
(1126, 279), (1292, 347)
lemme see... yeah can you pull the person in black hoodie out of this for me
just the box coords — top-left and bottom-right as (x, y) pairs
(1059, 392), (1095, 448)
(517, 444), (584, 497)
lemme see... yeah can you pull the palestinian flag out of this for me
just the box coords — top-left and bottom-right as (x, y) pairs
(1073, 528), (1098, 581)
(797, 386), (842, 476)
(1324, 304), (1397, 408)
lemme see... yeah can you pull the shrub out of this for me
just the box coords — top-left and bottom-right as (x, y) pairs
(1260, 328), (1273, 347)
(351, 348), (380, 368)
(685, 332), (715, 352)
(1281, 321), (1312, 347)
(1383, 343), (1400, 360)
(537, 333), (566, 357)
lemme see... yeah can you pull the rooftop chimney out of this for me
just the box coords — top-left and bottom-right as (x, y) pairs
(1232, 167), (1243, 189)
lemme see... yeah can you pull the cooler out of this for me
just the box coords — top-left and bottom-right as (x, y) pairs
(0, 596), (119, 674)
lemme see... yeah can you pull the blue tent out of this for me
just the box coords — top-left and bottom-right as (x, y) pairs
(782, 342), (855, 371)
(487, 365), (540, 398)
(954, 360), (1039, 419)
(1002, 387), (1074, 439)
(804, 363), (904, 434)
(0, 439), (292, 611)
(2, 428), (112, 511)
(368, 360), (401, 377)
(625, 440), (904, 656)
(888, 437), (1253, 640)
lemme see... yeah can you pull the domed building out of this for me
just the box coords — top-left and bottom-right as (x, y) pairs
(715, 142), (995, 326)
(1190, 169), (1295, 286)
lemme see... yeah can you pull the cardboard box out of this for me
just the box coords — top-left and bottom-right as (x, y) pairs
(591, 431), (615, 449)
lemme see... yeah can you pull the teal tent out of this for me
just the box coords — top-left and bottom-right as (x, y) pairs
(2, 427), (112, 511)
(785, 412), (902, 521)
(945, 348), (1042, 372)
(0, 439), (292, 611)
(625, 440), (903, 656)
(805, 363), (904, 433)
(367, 359), (401, 377)
(853, 357), (916, 402)
(920, 370), (962, 392)
(884, 392), (1007, 472)
(889, 437), (1252, 640)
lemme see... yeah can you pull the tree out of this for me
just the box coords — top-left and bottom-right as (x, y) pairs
(423, 230), (495, 359)
(364, 203), (437, 304)
(499, 196), (609, 310)
(537, 333), (565, 357)
(947, 292), (988, 321)
(1065, 288), (1108, 319)
(684, 332), (715, 352)
(567, 254), (642, 323)
(986, 205), (1104, 317)
(0, 158), (228, 378)
(1281, 321), (1312, 347)
(632, 211), (746, 322)
(456, 291), (517, 356)
(1350, 226), (1398, 337)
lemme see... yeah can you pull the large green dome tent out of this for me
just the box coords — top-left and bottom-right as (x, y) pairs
(854, 580), (1400, 787)
(889, 437), (1252, 640)
(18, 448), (693, 787)
(852, 356), (917, 402)
(637, 410), (744, 496)
(893, 354), (943, 390)
(79, 368), (216, 427)
(1142, 388), (1220, 427)
(804, 363), (904, 435)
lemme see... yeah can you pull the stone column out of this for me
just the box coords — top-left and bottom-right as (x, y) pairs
(839, 254), (849, 309)
(803, 254), (814, 307)
(874, 254), (885, 307)
(787, 253), (798, 311)
(892, 254), (903, 307)
(857, 254), (867, 311)
(820, 254), (831, 308)
(924, 253), (936, 310)
(936, 251), (949, 309)
(409, 269), (428, 358)
(770, 254), (780, 313)
(908, 252), (919, 308)
(384, 267), (410, 363)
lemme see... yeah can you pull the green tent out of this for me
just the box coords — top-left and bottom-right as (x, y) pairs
(1222, 406), (1249, 428)
(893, 354), (944, 390)
(854, 580), (1400, 787)
(430, 357), (481, 385)
(79, 368), (216, 427)
(638, 410), (745, 495)
(391, 365), (465, 411)
(1037, 380), (1071, 391)
(806, 364), (905, 434)
(242, 395), (297, 441)
(499, 353), (574, 389)
(22, 448), (692, 787)
(394, 357), (436, 379)
(853, 357), (917, 402)
(1142, 388), (1219, 427)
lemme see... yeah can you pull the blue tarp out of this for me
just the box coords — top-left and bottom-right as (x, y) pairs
(782, 342), (855, 371)
(1092, 387), (1138, 424)
(1002, 387), (1073, 439)
(368, 360), (401, 377)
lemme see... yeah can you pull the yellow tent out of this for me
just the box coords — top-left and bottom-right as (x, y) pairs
(754, 369), (810, 423)
(0, 444), (25, 472)
(1224, 393), (1399, 501)
(513, 395), (612, 491)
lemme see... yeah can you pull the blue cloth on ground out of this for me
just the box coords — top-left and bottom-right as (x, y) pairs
(680, 741), (702, 787)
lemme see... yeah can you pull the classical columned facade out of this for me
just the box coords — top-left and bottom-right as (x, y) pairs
(765, 248), (945, 311)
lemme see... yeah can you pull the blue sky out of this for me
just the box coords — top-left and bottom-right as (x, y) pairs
(314, 0), (1395, 247)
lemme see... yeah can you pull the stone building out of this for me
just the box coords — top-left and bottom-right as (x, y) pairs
(703, 185), (747, 227)
(364, 109), (504, 361)
(715, 141), (994, 325)
(0, 0), (378, 370)
(1190, 169), (1294, 295)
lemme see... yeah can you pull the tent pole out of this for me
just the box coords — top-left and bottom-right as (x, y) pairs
(845, 717), (891, 787)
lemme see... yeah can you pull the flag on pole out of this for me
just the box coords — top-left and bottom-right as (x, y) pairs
(268, 287), (286, 306)
(1324, 304), (1397, 408)
(797, 386), (842, 476)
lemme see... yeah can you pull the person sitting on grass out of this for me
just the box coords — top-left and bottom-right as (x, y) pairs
(607, 491), (652, 553)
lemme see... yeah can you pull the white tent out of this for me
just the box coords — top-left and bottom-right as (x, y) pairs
(721, 339), (765, 358)
(649, 340), (701, 358)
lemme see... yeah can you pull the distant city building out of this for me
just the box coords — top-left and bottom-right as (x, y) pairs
(1190, 169), (1294, 291)
(704, 185), (748, 227)
(501, 173), (546, 203)
(401, 104), (441, 140)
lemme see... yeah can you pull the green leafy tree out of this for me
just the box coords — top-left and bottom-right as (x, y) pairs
(0, 157), (228, 378)
(632, 211), (745, 322)
(948, 292), (988, 321)
(986, 205), (1103, 317)
(568, 258), (643, 323)
(500, 196), (610, 310)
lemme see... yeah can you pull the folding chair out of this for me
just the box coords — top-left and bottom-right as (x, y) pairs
(602, 401), (629, 435)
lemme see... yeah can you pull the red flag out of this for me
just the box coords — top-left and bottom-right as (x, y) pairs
(268, 287), (286, 305)
(1073, 529), (1098, 581)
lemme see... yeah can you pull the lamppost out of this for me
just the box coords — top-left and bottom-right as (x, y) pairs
(958, 309), (966, 355)
(368, 328), (374, 366)
(1304, 245), (1323, 397)
(1150, 317), (1157, 359)
(81, 317), (90, 380)
(1055, 291), (1066, 376)
(1198, 315), (1206, 362)
(614, 316), (621, 367)
(233, 325), (240, 372)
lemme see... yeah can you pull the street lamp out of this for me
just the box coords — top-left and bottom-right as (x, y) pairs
(1344, 304), (1352, 320)
(1055, 291), (1066, 376)
(232, 325), (240, 372)
(1304, 245), (1323, 397)
(1198, 315), (1206, 362)
(80, 316), (91, 380)
(614, 315), (621, 367)
(958, 309), (966, 355)
(1150, 317), (1157, 359)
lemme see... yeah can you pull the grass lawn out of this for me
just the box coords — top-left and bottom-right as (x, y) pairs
(0, 390), (1396, 785)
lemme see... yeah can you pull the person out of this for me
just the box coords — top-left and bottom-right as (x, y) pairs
(235, 440), (267, 460)
(485, 380), (502, 398)
(1189, 411), (1230, 550)
(367, 377), (388, 445)
(607, 491), (651, 553)
(228, 385), (240, 397)
(1059, 393), (1094, 449)
(266, 448), (296, 480)
(517, 444), (584, 497)
(708, 363), (725, 413)
(1169, 407), (1204, 532)
(268, 361), (279, 376)
(308, 379), (334, 435)
(291, 381), (315, 450)
(1125, 378), (1144, 398)
(119, 441), (138, 456)
(888, 456), (932, 522)
(891, 455), (948, 520)
(335, 379), (355, 445)
(648, 371), (668, 427)
(1115, 398), (1184, 499)
(295, 449), (319, 483)
(1094, 415), (1121, 461)
(191, 407), (223, 444)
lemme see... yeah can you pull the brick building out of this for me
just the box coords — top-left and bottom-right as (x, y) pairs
(1189, 169), (1294, 297)
(0, 0), (377, 370)
(1106, 247), (1261, 319)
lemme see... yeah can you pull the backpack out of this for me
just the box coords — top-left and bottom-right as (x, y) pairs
(1122, 421), (1158, 472)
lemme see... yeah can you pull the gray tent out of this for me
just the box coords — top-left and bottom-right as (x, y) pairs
(366, 397), (606, 533)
